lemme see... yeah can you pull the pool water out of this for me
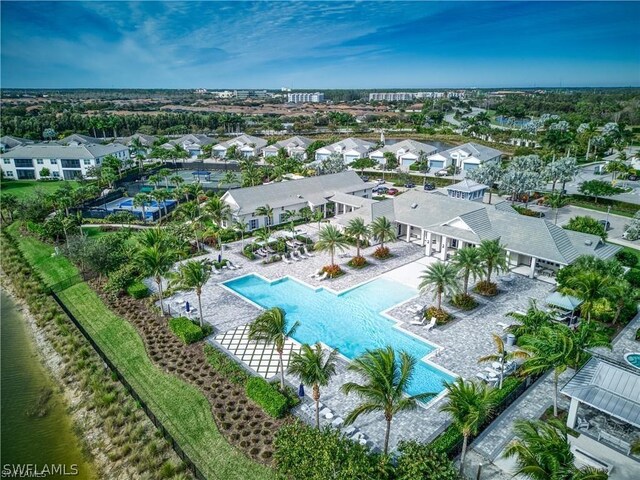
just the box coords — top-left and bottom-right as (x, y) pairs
(626, 354), (640, 369)
(118, 199), (176, 209)
(224, 275), (455, 397)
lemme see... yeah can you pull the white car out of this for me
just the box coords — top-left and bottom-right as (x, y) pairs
(435, 169), (449, 177)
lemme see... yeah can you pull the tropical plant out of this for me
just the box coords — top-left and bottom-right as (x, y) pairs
(253, 228), (271, 259)
(315, 224), (349, 268)
(232, 219), (248, 248)
(546, 192), (567, 225)
(440, 378), (496, 476)
(282, 209), (298, 235)
(255, 204), (274, 233)
(344, 217), (370, 259)
(503, 419), (608, 480)
(607, 279), (637, 325)
(478, 334), (528, 389)
(578, 180), (623, 204)
(135, 245), (175, 315)
(248, 307), (300, 390)
(477, 239), (508, 285)
(507, 300), (555, 337)
(560, 271), (615, 323)
(419, 261), (459, 311)
(133, 193), (150, 222)
(288, 343), (339, 429)
(205, 195), (231, 227)
(370, 216), (397, 250)
(168, 260), (212, 327)
(451, 246), (483, 295)
(565, 216), (607, 240)
(342, 347), (435, 454)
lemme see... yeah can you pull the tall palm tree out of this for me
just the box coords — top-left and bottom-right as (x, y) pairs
(607, 279), (637, 325)
(312, 208), (324, 230)
(233, 219), (249, 249)
(130, 137), (146, 171)
(282, 209), (298, 235)
(451, 246), (483, 295)
(248, 307), (300, 390)
(370, 216), (397, 251)
(148, 173), (163, 189)
(288, 343), (339, 429)
(478, 334), (529, 389)
(477, 239), (508, 285)
(158, 168), (172, 188)
(506, 300), (555, 337)
(136, 245), (175, 315)
(519, 326), (574, 417)
(255, 204), (274, 233)
(560, 271), (614, 323)
(152, 189), (171, 219)
(205, 195), (231, 227)
(440, 378), (496, 476)
(546, 192), (566, 225)
(419, 261), (459, 311)
(170, 175), (185, 190)
(504, 419), (608, 480)
(178, 201), (205, 252)
(315, 224), (349, 268)
(298, 206), (312, 223)
(137, 227), (170, 249)
(169, 260), (212, 327)
(344, 217), (370, 259)
(567, 322), (611, 369)
(133, 193), (150, 222)
(341, 347), (435, 454)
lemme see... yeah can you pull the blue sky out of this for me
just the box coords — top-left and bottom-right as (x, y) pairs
(2, 1), (639, 88)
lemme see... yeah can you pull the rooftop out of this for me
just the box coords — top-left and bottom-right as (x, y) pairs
(0, 142), (129, 160)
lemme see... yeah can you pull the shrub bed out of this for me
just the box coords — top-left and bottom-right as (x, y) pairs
(396, 441), (461, 480)
(513, 205), (544, 218)
(372, 246), (391, 259)
(474, 280), (498, 297)
(168, 316), (210, 344)
(347, 256), (368, 268)
(450, 293), (477, 311)
(425, 306), (452, 325)
(246, 377), (289, 418)
(127, 281), (150, 299)
(616, 250), (639, 268)
(322, 264), (344, 278)
(262, 254), (282, 265)
(203, 344), (250, 385)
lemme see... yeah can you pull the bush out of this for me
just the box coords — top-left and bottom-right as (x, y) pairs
(262, 254), (282, 265)
(322, 264), (343, 278)
(450, 293), (477, 310)
(429, 426), (462, 454)
(127, 281), (150, 299)
(203, 344), (249, 385)
(169, 317), (208, 344)
(347, 256), (368, 268)
(625, 269), (640, 288)
(474, 280), (498, 297)
(513, 205), (544, 218)
(372, 246), (391, 259)
(105, 264), (138, 295)
(564, 215), (607, 240)
(275, 422), (391, 480)
(636, 328), (640, 341)
(245, 377), (289, 418)
(395, 441), (461, 480)
(616, 250), (639, 268)
(425, 306), (451, 325)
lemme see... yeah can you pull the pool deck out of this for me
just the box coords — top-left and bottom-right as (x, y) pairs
(157, 228), (555, 453)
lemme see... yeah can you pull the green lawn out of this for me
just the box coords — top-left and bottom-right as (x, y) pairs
(0, 179), (80, 199)
(8, 227), (271, 480)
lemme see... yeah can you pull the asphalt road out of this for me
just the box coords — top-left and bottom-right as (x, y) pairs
(559, 162), (640, 205)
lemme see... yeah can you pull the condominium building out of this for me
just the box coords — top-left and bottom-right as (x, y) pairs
(287, 92), (325, 103)
(368, 92), (417, 102)
(235, 90), (269, 100)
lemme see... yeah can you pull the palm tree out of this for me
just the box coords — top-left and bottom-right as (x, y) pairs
(344, 217), (370, 259)
(477, 239), (508, 285)
(253, 228), (271, 259)
(136, 245), (175, 315)
(507, 300), (555, 337)
(341, 347), (435, 454)
(133, 193), (150, 222)
(158, 168), (172, 188)
(607, 279), (637, 325)
(519, 326), (575, 417)
(560, 271), (614, 323)
(248, 307), (300, 390)
(148, 174), (163, 189)
(418, 261), (459, 311)
(315, 224), (349, 268)
(130, 137), (146, 171)
(298, 206), (312, 223)
(288, 343), (339, 429)
(205, 195), (231, 227)
(478, 334), (528, 389)
(178, 201), (204, 252)
(152, 189), (171, 219)
(137, 227), (170, 249)
(567, 322), (611, 369)
(169, 260), (212, 327)
(451, 246), (483, 295)
(282, 209), (298, 235)
(504, 419), (608, 480)
(440, 378), (496, 476)
(255, 204), (274, 233)
(546, 192), (566, 225)
(312, 208), (324, 230)
(170, 175), (185, 190)
(233, 219), (249, 249)
(370, 216), (397, 252)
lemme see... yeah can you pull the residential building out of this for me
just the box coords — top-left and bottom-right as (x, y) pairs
(0, 143), (130, 180)
(262, 136), (313, 160)
(212, 134), (268, 159)
(287, 92), (325, 103)
(221, 171), (374, 231)
(168, 134), (216, 158)
(115, 133), (158, 149)
(0, 135), (32, 152)
(445, 179), (488, 202)
(415, 92), (446, 99)
(234, 90), (269, 100)
(369, 139), (438, 171)
(337, 190), (619, 278)
(60, 133), (103, 145)
(211, 90), (235, 99)
(427, 142), (502, 173)
(369, 92), (417, 102)
(314, 137), (376, 165)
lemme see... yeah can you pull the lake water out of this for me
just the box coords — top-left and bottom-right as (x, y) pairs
(1, 290), (95, 479)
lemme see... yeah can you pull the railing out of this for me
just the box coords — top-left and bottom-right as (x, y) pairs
(49, 289), (207, 480)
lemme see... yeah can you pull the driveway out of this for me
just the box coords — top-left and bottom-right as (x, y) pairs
(552, 204), (633, 244)
(559, 163), (640, 205)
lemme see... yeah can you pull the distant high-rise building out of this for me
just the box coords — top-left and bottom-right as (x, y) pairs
(235, 90), (269, 100)
(287, 92), (325, 103)
(368, 92), (416, 101)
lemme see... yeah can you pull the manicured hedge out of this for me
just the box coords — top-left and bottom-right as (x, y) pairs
(245, 377), (289, 418)
(169, 316), (208, 344)
(127, 280), (150, 298)
(203, 344), (250, 385)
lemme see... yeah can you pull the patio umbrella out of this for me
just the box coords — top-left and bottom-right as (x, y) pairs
(298, 384), (305, 398)
(545, 292), (583, 311)
(185, 301), (190, 313)
(218, 253), (222, 263)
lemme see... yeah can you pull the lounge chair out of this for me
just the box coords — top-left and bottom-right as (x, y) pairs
(410, 316), (426, 326)
(212, 266), (222, 275)
(304, 247), (314, 257)
(283, 255), (292, 264)
(331, 417), (344, 428)
(228, 261), (241, 269)
(310, 268), (323, 278)
(496, 322), (511, 331)
(289, 251), (300, 261)
(425, 317), (437, 332)
(476, 372), (498, 385)
(318, 272), (328, 281)
(407, 304), (425, 314)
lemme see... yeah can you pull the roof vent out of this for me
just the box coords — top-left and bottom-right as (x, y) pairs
(411, 203), (418, 209)
(584, 240), (592, 246)
(297, 194), (303, 198)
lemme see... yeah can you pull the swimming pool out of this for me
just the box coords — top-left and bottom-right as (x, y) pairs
(117, 199), (176, 209)
(625, 353), (640, 369)
(223, 274), (455, 397)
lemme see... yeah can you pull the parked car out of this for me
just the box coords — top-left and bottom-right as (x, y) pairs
(360, 175), (370, 182)
(628, 174), (638, 181)
(376, 186), (389, 194)
(435, 169), (449, 177)
(598, 219), (611, 231)
(423, 182), (435, 191)
(387, 188), (399, 196)
(404, 182), (416, 188)
(376, 179), (386, 185)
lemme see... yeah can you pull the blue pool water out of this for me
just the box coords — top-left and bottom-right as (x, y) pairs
(224, 275), (455, 397)
(626, 354), (640, 369)
(117, 199), (176, 209)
